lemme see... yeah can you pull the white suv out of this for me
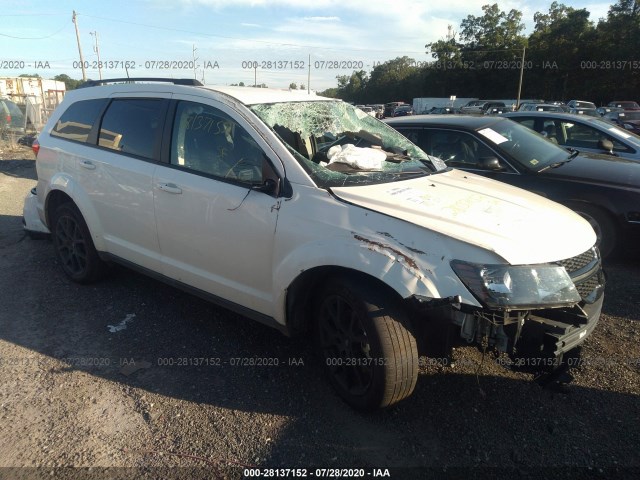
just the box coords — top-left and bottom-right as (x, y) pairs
(24, 78), (605, 410)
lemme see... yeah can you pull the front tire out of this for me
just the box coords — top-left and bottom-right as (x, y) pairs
(314, 276), (418, 410)
(570, 204), (617, 259)
(52, 203), (107, 283)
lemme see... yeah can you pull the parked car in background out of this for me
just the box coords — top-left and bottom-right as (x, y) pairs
(501, 111), (640, 162)
(459, 100), (483, 113)
(358, 106), (376, 117)
(391, 104), (414, 117)
(596, 106), (623, 116)
(567, 100), (598, 117)
(386, 114), (640, 258)
(607, 101), (640, 111)
(567, 100), (597, 109)
(384, 101), (406, 117)
(0, 97), (26, 137)
(24, 78), (606, 409)
(569, 108), (600, 117)
(370, 104), (385, 119)
(460, 100), (505, 114)
(484, 105), (508, 115)
(519, 103), (565, 112)
(603, 110), (640, 135)
(428, 106), (458, 115)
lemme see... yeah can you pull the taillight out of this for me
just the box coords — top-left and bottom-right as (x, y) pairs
(5, 114), (10, 123)
(32, 138), (40, 157)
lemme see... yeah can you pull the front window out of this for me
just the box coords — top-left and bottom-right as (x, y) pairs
(475, 119), (568, 171)
(250, 101), (446, 188)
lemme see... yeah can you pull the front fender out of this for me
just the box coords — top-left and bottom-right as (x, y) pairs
(272, 233), (445, 325)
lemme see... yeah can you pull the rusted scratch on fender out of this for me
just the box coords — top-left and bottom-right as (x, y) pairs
(376, 231), (427, 255)
(353, 234), (419, 271)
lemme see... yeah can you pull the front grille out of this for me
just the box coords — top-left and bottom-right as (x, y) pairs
(576, 273), (601, 298)
(557, 248), (596, 274)
(557, 247), (603, 303)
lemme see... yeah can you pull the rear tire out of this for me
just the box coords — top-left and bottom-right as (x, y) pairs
(51, 203), (107, 283)
(314, 276), (418, 410)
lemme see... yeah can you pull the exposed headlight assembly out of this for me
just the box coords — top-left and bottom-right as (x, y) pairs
(451, 260), (581, 310)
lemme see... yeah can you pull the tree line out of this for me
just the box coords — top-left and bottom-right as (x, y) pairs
(320, 1), (640, 106)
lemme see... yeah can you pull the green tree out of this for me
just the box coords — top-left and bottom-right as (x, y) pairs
(460, 3), (526, 50)
(528, 2), (595, 101)
(334, 70), (369, 102)
(19, 73), (41, 78)
(289, 82), (298, 89)
(53, 74), (82, 90)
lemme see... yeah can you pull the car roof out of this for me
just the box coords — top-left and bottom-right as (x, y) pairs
(502, 111), (604, 123)
(67, 81), (333, 106)
(385, 114), (503, 129)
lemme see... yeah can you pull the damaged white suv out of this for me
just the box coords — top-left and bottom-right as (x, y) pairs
(25, 78), (605, 410)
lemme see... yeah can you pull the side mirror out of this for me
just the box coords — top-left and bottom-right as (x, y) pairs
(598, 139), (614, 154)
(479, 156), (503, 171)
(254, 177), (280, 195)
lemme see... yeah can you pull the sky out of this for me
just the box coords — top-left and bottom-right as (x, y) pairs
(0, 0), (613, 91)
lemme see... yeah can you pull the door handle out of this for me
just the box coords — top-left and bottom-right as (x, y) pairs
(157, 183), (183, 194)
(79, 160), (96, 170)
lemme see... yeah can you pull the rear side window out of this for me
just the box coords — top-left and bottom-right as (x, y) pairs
(51, 98), (107, 143)
(99, 99), (164, 159)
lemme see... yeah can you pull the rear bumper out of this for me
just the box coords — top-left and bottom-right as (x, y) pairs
(22, 187), (50, 236)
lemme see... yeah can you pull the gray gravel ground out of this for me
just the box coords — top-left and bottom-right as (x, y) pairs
(0, 142), (639, 480)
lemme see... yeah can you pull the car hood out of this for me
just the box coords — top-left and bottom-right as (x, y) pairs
(330, 169), (595, 265)
(541, 152), (640, 188)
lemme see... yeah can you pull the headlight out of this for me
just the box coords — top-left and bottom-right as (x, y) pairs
(451, 260), (581, 310)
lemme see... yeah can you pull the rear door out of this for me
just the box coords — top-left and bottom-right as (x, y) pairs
(76, 93), (169, 271)
(152, 96), (282, 315)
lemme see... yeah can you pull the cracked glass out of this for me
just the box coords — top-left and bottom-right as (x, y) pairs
(250, 101), (447, 188)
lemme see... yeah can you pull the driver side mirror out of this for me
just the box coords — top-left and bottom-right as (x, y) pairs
(598, 139), (614, 154)
(253, 177), (280, 196)
(479, 156), (503, 171)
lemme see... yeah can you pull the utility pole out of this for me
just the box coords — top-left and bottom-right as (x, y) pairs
(192, 45), (198, 80)
(90, 31), (102, 80)
(516, 46), (526, 110)
(307, 54), (311, 94)
(72, 10), (87, 81)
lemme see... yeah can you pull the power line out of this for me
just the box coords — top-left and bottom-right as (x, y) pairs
(0, 23), (68, 40)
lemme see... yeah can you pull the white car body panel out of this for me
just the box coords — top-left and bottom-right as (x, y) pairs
(152, 165), (280, 316)
(331, 169), (596, 265)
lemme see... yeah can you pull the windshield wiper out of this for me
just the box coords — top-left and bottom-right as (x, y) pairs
(538, 150), (579, 172)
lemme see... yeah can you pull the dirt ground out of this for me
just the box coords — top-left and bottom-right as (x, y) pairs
(0, 140), (639, 479)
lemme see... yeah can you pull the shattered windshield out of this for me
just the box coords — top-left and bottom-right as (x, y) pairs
(250, 101), (447, 187)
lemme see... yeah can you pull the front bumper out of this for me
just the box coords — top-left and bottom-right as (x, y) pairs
(410, 247), (605, 371)
(22, 187), (50, 236)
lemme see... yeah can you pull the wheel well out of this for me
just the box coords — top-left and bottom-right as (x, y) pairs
(285, 266), (405, 336)
(45, 190), (74, 229)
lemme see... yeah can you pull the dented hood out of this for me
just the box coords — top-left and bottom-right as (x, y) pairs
(330, 169), (596, 265)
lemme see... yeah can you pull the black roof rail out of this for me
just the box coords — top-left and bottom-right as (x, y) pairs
(79, 78), (204, 88)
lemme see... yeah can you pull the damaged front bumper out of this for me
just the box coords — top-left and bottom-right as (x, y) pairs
(409, 247), (605, 372)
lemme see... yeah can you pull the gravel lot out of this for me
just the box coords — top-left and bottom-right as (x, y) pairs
(0, 140), (639, 479)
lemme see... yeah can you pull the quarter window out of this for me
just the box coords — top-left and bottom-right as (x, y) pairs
(51, 98), (107, 143)
(98, 99), (164, 159)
